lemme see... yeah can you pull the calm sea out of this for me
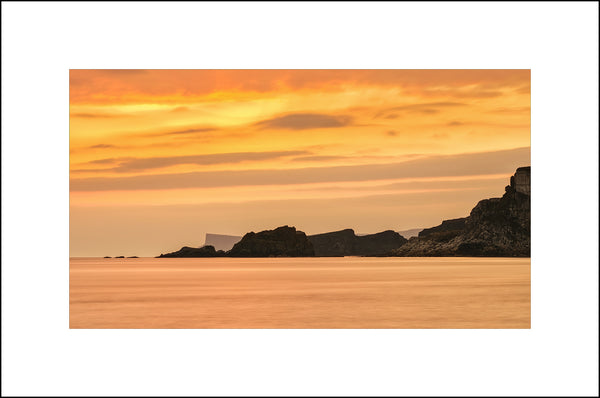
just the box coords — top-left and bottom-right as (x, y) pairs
(70, 257), (530, 328)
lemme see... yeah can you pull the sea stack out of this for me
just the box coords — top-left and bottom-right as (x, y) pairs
(228, 226), (315, 257)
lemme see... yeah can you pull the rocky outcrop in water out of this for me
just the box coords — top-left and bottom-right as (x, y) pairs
(157, 245), (225, 258)
(156, 168), (530, 258)
(308, 229), (407, 256)
(228, 226), (315, 257)
(391, 166), (530, 257)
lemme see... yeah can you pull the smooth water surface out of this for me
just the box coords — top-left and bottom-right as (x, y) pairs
(70, 257), (530, 328)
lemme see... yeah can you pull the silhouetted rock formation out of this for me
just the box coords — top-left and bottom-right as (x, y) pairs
(204, 233), (242, 251)
(157, 245), (225, 258)
(228, 226), (315, 257)
(391, 167), (530, 257)
(418, 218), (466, 238)
(511, 166), (531, 195)
(308, 229), (407, 256)
(156, 167), (530, 258)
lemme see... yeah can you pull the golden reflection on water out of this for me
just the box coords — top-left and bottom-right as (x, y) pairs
(70, 257), (530, 329)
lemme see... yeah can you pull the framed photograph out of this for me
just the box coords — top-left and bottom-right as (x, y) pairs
(3, 3), (597, 396)
(69, 69), (531, 329)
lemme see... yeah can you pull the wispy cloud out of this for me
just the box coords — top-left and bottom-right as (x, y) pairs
(170, 106), (190, 113)
(515, 85), (530, 94)
(87, 158), (127, 165)
(79, 150), (311, 173)
(422, 88), (503, 99)
(487, 106), (531, 114)
(128, 126), (221, 139)
(160, 127), (218, 136)
(70, 147), (530, 191)
(255, 113), (354, 130)
(375, 102), (466, 119)
(291, 155), (349, 162)
(70, 69), (531, 105)
(89, 144), (117, 149)
(71, 167), (116, 174)
(71, 112), (130, 118)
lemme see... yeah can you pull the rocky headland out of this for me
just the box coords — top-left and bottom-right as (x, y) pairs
(156, 167), (530, 258)
(390, 166), (530, 257)
(308, 229), (407, 256)
(158, 245), (226, 258)
(228, 225), (315, 257)
(158, 226), (315, 258)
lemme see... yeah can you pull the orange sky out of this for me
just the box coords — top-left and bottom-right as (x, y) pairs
(70, 69), (530, 257)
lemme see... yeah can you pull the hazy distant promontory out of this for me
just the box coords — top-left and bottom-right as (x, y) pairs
(204, 233), (242, 251)
(157, 167), (530, 258)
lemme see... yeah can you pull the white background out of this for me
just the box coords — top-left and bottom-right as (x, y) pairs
(2, 2), (598, 396)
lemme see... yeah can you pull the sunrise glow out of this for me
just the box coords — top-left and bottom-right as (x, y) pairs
(70, 70), (530, 256)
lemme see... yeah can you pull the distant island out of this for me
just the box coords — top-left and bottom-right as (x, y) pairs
(156, 166), (530, 258)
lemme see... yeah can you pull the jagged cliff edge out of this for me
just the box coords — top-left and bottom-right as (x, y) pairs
(389, 166), (530, 257)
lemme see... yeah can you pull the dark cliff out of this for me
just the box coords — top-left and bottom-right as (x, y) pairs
(308, 229), (407, 256)
(157, 245), (225, 258)
(391, 166), (530, 257)
(418, 218), (467, 238)
(228, 226), (315, 257)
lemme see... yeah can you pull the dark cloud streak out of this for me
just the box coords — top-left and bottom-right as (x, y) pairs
(423, 88), (503, 98)
(81, 151), (311, 173)
(71, 113), (130, 118)
(162, 127), (217, 136)
(375, 102), (466, 118)
(88, 158), (126, 165)
(487, 106), (531, 114)
(292, 155), (349, 162)
(255, 113), (353, 130)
